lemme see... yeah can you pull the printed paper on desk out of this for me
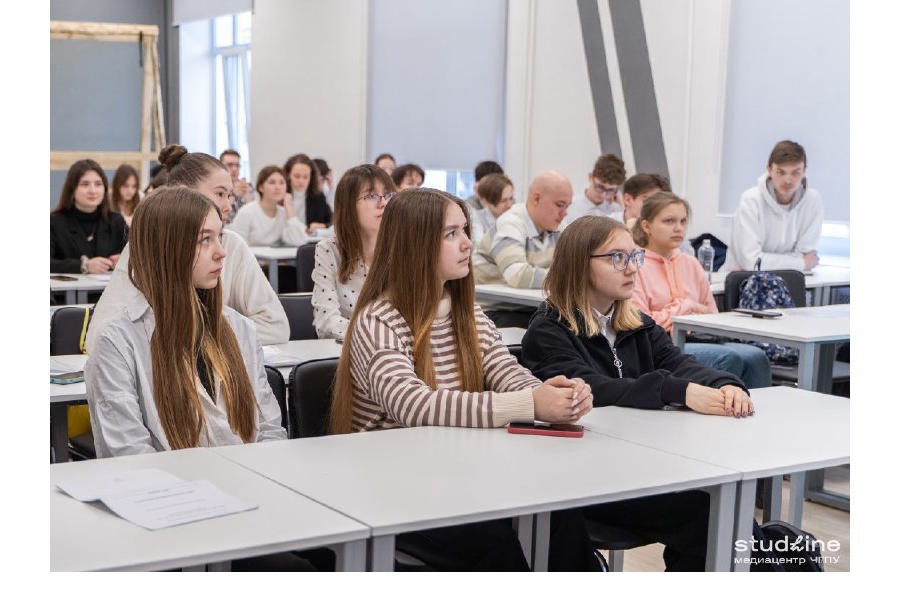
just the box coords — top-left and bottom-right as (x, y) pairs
(100, 479), (258, 530)
(57, 468), (184, 502)
(86, 274), (112, 282)
(50, 355), (88, 376)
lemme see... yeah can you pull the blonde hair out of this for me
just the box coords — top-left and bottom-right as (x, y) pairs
(329, 189), (484, 434)
(543, 216), (643, 336)
(631, 191), (691, 248)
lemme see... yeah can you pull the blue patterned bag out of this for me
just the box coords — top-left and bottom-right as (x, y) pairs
(738, 270), (800, 365)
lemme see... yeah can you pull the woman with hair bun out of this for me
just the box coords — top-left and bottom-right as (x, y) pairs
(87, 144), (289, 352)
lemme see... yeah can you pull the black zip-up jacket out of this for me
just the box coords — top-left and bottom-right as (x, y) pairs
(522, 304), (746, 409)
(50, 210), (128, 273)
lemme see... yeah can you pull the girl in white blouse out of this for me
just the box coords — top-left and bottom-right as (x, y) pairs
(311, 164), (396, 339)
(228, 165), (308, 247)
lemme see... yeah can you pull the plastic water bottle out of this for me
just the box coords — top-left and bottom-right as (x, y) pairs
(698, 238), (715, 282)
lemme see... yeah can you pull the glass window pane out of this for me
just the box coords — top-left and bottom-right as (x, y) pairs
(215, 55), (228, 153)
(236, 11), (252, 45)
(214, 15), (234, 48)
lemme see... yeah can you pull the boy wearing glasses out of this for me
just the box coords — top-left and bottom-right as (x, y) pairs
(567, 154), (626, 221)
(220, 149), (255, 222)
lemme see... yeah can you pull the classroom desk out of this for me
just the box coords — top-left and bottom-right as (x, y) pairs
(50, 274), (110, 304)
(213, 427), (740, 572)
(264, 327), (526, 379)
(474, 284), (544, 308)
(50, 447), (369, 571)
(580, 387), (850, 570)
(249, 246), (299, 291)
(50, 354), (88, 463)
(671, 304), (850, 393)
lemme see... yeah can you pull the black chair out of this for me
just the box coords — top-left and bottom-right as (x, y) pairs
(278, 293), (318, 340)
(586, 522), (652, 572)
(296, 242), (318, 293)
(507, 345), (524, 365)
(287, 358), (338, 438)
(50, 306), (96, 461)
(264, 366), (290, 437)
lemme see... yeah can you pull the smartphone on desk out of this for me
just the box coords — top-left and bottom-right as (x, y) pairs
(50, 371), (84, 385)
(51, 275), (78, 282)
(507, 422), (584, 438)
(732, 308), (783, 319)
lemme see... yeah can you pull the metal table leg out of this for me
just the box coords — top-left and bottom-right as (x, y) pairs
(334, 539), (367, 572)
(367, 535), (395, 572)
(731, 479), (756, 572)
(50, 404), (69, 463)
(705, 481), (737, 571)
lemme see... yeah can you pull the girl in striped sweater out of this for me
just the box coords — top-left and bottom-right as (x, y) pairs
(329, 188), (598, 571)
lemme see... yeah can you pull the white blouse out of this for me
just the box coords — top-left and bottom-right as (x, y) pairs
(227, 201), (308, 247)
(311, 237), (367, 340)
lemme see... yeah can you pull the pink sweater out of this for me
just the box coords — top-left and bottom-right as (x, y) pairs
(632, 248), (718, 334)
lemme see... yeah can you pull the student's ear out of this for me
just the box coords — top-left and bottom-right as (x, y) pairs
(640, 218), (651, 235)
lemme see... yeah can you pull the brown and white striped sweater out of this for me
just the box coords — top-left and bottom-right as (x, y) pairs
(348, 295), (539, 432)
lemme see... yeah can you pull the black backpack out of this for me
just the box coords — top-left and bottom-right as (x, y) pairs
(748, 520), (825, 572)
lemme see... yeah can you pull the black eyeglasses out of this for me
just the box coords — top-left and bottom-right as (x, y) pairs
(358, 191), (396, 204)
(590, 249), (645, 271)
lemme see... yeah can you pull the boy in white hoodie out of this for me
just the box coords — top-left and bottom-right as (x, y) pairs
(727, 140), (823, 271)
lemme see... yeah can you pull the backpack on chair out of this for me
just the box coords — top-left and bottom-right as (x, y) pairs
(737, 259), (800, 365)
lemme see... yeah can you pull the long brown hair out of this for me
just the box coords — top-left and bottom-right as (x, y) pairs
(631, 191), (691, 248)
(53, 159), (112, 219)
(329, 188), (484, 434)
(110, 163), (140, 217)
(283, 153), (320, 196)
(333, 164), (396, 283)
(543, 216), (643, 336)
(129, 187), (256, 449)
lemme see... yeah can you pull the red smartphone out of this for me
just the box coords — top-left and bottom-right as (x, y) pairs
(507, 422), (584, 438)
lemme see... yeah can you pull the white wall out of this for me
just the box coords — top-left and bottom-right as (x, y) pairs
(250, 0), (367, 181)
(179, 19), (214, 155)
(505, 0), (731, 239)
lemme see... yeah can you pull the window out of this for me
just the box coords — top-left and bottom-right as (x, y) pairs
(423, 170), (476, 199)
(213, 12), (252, 175)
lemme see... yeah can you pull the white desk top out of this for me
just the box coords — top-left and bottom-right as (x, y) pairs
(213, 426), (738, 537)
(50, 354), (88, 404)
(50, 274), (110, 292)
(264, 328), (526, 376)
(475, 284), (545, 307)
(50, 447), (368, 571)
(581, 387), (850, 480)
(249, 246), (301, 260)
(671, 304), (850, 343)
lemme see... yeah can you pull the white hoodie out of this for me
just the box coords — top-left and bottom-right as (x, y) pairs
(726, 173), (823, 271)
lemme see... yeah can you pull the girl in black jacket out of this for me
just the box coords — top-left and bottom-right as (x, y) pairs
(522, 215), (755, 570)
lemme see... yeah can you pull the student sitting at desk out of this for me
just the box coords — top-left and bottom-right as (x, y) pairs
(87, 145), (289, 351)
(228, 165), (309, 247)
(51, 159), (128, 274)
(631, 193), (772, 389)
(726, 139), (823, 272)
(329, 188), (597, 571)
(311, 164), (396, 340)
(521, 215), (754, 571)
(85, 187), (320, 571)
(283, 153), (332, 234)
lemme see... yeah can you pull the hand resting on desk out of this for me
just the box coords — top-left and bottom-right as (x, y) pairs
(685, 383), (754, 418)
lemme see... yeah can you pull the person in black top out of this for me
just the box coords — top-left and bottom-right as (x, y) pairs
(283, 153), (332, 234)
(522, 215), (755, 570)
(50, 159), (127, 274)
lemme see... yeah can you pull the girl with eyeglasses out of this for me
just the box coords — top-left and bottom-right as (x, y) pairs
(311, 164), (397, 339)
(630, 192), (772, 389)
(521, 214), (754, 571)
(328, 188), (599, 571)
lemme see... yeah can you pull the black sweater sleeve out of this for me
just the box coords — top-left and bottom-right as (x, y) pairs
(648, 322), (748, 392)
(522, 314), (679, 409)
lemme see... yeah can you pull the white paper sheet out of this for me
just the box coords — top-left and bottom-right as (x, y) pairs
(57, 468), (183, 502)
(50, 355), (88, 376)
(262, 346), (301, 367)
(100, 479), (258, 530)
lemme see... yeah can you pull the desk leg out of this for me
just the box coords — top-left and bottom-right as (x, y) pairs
(50, 405), (69, 463)
(334, 539), (367, 572)
(65, 290), (76, 304)
(672, 325), (687, 351)
(732, 479), (756, 572)
(705, 481), (737, 572)
(206, 561), (231, 571)
(788, 471), (806, 527)
(533, 512), (551, 572)
(797, 343), (816, 391)
(77, 290), (89, 304)
(268, 259), (279, 292)
(367, 535), (395, 572)
(515, 514), (534, 570)
(761, 476), (782, 522)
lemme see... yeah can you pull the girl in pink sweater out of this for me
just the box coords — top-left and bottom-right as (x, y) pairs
(632, 192), (771, 388)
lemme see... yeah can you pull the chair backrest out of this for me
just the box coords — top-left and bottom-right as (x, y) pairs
(278, 293), (318, 340)
(288, 358), (338, 438)
(264, 366), (289, 436)
(50, 306), (93, 355)
(507, 345), (524, 366)
(296, 242), (318, 293)
(723, 269), (807, 311)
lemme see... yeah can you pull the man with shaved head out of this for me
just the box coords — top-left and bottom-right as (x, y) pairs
(473, 170), (573, 327)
